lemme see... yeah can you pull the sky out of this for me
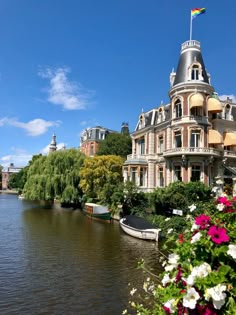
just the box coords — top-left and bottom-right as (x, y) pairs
(0, 0), (236, 167)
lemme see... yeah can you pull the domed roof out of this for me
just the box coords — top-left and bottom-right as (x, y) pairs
(189, 93), (204, 108)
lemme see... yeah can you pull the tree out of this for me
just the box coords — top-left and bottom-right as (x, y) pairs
(96, 133), (132, 158)
(79, 155), (124, 205)
(23, 149), (85, 205)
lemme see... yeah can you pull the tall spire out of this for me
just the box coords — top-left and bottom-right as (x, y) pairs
(49, 133), (57, 153)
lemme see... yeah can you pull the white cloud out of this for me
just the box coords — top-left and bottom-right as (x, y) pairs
(0, 117), (60, 136)
(38, 67), (94, 110)
(0, 153), (32, 167)
(218, 94), (236, 103)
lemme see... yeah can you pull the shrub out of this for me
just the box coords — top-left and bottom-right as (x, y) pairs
(127, 194), (236, 315)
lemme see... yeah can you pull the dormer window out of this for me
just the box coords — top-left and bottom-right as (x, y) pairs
(158, 107), (164, 122)
(225, 104), (231, 120)
(188, 63), (203, 81)
(191, 65), (199, 80)
(174, 99), (182, 118)
(139, 114), (145, 129)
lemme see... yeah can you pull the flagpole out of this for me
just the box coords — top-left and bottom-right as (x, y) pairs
(190, 12), (192, 41)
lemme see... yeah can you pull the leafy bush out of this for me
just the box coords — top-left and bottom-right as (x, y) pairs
(127, 194), (236, 315)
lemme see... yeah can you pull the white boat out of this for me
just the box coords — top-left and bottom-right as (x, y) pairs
(119, 215), (161, 241)
(18, 194), (24, 199)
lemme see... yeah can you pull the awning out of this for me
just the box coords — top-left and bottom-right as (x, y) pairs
(189, 93), (204, 109)
(208, 129), (223, 144)
(224, 132), (236, 146)
(207, 98), (222, 113)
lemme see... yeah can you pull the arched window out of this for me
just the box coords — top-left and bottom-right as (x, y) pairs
(174, 99), (182, 118)
(139, 114), (145, 129)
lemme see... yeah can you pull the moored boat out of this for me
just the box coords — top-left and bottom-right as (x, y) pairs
(84, 203), (111, 222)
(120, 215), (161, 241)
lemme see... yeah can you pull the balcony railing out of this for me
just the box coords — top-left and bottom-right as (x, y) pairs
(163, 147), (221, 157)
(223, 150), (236, 158)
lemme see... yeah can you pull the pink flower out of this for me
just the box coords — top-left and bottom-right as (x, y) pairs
(208, 226), (230, 244)
(195, 214), (211, 229)
(217, 196), (232, 207)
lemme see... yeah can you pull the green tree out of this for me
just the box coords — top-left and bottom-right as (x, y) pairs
(96, 133), (132, 158)
(23, 149), (85, 205)
(79, 155), (124, 205)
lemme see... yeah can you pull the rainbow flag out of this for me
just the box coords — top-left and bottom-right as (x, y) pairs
(191, 8), (206, 19)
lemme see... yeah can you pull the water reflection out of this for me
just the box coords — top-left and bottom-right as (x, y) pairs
(0, 195), (162, 315)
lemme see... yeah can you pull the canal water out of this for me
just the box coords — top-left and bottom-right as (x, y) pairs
(0, 194), (162, 315)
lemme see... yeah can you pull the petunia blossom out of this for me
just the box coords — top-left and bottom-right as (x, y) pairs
(205, 284), (226, 309)
(208, 226), (230, 244)
(163, 299), (176, 314)
(191, 231), (202, 243)
(227, 244), (236, 259)
(183, 287), (200, 309)
(195, 214), (211, 229)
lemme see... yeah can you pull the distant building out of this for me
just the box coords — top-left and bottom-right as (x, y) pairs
(123, 39), (236, 192)
(2, 163), (24, 190)
(48, 133), (57, 153)
(80, 126), (118, 157)
(121, 122), (130, 135)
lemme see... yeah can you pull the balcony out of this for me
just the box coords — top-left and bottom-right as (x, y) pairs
(172, 115), (209, 125)
(163, 147), (221, 157)
(223, 150), (236, 158)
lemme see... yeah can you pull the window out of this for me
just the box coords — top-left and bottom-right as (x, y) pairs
(174, 165), (182, 181)
(190, 107), (202, 116)
(139, 115), (145, 129)
(175, 131), (182, 148)
(191, 165), (201, 182)
(90, 144), (94, 156)
(175, 99), (182, 118)
(139, 167), (145, 186)
(190, 130), (200, 147)
(138, 138), (145, 154)
(158, 109), (163, 122)
(159, 136), (164, 153)
(225, 104), (231, 120)
(131, 167), (137, 183)
(191, 65), (199, 80)
(159, 167), (164, 187)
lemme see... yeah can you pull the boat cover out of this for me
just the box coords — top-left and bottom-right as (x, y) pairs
(122, 215), (155, 229)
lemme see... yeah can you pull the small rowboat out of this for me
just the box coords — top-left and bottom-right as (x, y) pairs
(84, 203), (111, 222)
(120, 215), (161, 241)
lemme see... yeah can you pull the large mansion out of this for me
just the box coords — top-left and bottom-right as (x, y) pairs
(123, 40), (236, 192)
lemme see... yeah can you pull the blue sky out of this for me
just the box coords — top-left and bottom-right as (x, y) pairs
(0, 0), (236, 167)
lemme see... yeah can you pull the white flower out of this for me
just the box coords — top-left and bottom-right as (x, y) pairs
(186, 274), (195, 286)
(168, 253), (179, 265)
(164, 299), (176, 313)
(183, 287), (200, 309)
(122, 310), (128, 314)
(212, 186), (218, 193)
(130, 288), (137, 296)
(188, 204), (196, 212)
(186, 262), (211, 285)
(162, 273), (172, 286)
(165, 217), (170, 221)
(191, 232), (202, 243)
(167, 228), (173, 234)
(216, 203), (225, 211)
(191, 223), (199, 232)
(216, 179), (223, 185)
(227, 244), (236, 259)
(205, 284), (226, 309)
(165, 264), (175, 272)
